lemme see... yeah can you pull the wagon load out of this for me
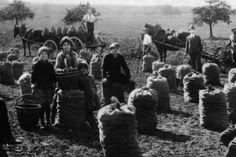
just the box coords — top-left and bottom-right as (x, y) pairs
(90, 54), (102, 80)
(202, 63), (221, 86)
(142, 53), (155, 73)
(0, 51), (8, 61)
(183, 72), (205, 103)
(42, 27), (50, 39)
(158, 64), (176, 91)
(224, 83), (236, 123)
(57, 89), (86, 131)
(18, 72), (31, 96)
(199, 86), (229, 131)
(98, 97), (141, 157)
(12, 60), (24, 80)
(176, 64), (192, 87)
(228, 68), (236, 83)
(0, 61), (14, 84)
(62, 27), (68, 36)
(57, 27), (62, 37)
(152, 61), (165, 73)
(68, 26), (76, 36)
(128, 87), (158, 131)
(146, 75), (170, 111)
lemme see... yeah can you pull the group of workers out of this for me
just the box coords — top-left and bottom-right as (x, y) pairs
(1, 7), (236, 156)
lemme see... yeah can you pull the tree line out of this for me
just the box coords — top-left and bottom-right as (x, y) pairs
(0, 0), (235, 38)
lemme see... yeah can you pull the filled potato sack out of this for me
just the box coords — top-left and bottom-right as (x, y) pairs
(176, 64), (191, 87)
(142, 53), (155, 73)
(128, 86), (158, 131)
(183, 72), (205, 103)
(228, 68), (236, 83)
(224, 83), (236, 123)
(18, 72), (31, 96)
(12, 60), (24, 80)
(98, 97), (142, 157)
(158, 64), (177, 91)
(146, 75), (170, 111)
(202, 63), (221, 86)
(199, 86), (229, 131)
(0, 61), (14, 84)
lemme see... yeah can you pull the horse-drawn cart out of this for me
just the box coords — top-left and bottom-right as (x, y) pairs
(14, 24), (105, 58)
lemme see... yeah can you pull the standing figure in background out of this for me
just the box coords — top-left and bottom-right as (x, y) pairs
(142, 27), (153, 56)
(83, 8), (96, 45)
(228, 27), (236, 66)
(185, 25), (203, 73)
(31, 46), (56, 129)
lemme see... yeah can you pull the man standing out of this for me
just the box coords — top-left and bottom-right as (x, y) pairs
(185, 25), (203, 72)
(228, 27), (236, 65)
(142, 27), (153, 56)
(83, 8), (96, 45)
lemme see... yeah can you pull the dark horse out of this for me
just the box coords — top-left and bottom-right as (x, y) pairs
(14, 24), (43, 56)
(144, 23), (190, 62)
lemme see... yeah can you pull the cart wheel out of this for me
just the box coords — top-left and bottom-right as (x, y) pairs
(71, 37), (85, 53)
(43, 40), (58, 59)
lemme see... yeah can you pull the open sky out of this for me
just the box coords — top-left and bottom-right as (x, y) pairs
(7, 0), (236, 7)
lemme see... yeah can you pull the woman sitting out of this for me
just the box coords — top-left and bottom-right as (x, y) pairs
(55, 36), (78, 72)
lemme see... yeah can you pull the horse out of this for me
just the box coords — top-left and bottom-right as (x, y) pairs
(14, 24), (43, 56)
(144, 23), (190, 62)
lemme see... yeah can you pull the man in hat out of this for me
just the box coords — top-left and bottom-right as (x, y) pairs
(142, 27), (153, 56)
(185, 25), (203, 72)
(83, 8), (97, 45)
(0, 98), (22, 157)
(228, 27), (236, 65)
(102, 42), (131, 105)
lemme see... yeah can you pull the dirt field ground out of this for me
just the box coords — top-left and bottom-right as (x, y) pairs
(0, 3), (235, 157)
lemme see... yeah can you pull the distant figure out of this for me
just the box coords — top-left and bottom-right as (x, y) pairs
(228, 27), (236, 65)
(142, 27), (153, 56)
(185, 25), (203, 72)
(0, 98), (22, 157)
(83, 8), (96, 45)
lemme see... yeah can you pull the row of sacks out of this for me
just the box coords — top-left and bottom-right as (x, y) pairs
(42, 25), (86, 39)
(143, 58), (222, 93)
(0, 60), (24, 85)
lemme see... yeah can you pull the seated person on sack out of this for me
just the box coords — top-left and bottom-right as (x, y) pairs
(0, 98), (22, 157)
(102, 42), (131, 104)
(55, 36), (78, 72)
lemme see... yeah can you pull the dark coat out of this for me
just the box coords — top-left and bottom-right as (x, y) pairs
(185, 34), (202, 55)
(0, 98), (12, 144)
(31, 60), (56, 90)
(102, 53), (131, 84)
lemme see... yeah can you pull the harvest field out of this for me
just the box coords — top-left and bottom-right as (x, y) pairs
(0, 2), (236, 157)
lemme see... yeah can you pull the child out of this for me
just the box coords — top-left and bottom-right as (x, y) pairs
(78, 62), (100, 129)
(31, 46), (56, 129)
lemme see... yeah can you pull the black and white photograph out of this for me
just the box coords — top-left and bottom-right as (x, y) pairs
(0, 0), (236, 156)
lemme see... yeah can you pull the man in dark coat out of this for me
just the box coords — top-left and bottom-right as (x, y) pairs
(228, 27), (236, 66)
(185, 25), (203, 72)
(102, 42), (131, 104)
(0, 98), (22, 157)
